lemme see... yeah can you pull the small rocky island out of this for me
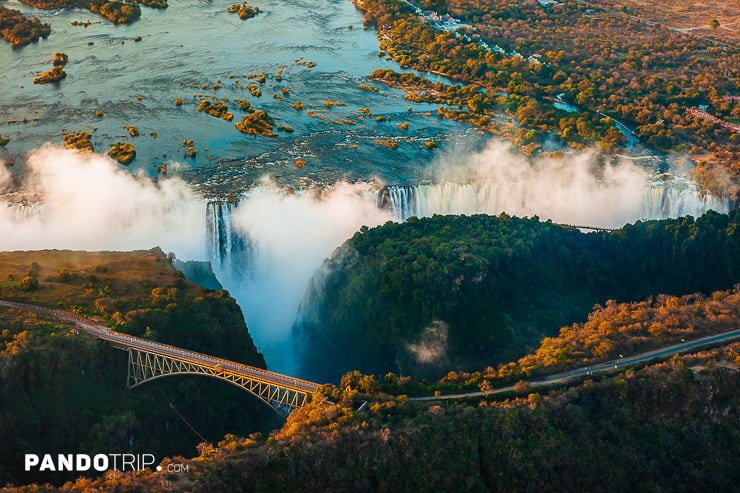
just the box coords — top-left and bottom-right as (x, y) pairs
(227, 1), (259, 20)
(197, 100), (234, 122)
(108, 141), (136, 165)
(63, 131), (94, 152)
(235, 109), (275, 137)
(33, 52), (68, 85)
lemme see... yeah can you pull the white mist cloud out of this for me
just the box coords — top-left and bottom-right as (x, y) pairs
(407, 320), (448, 365)
(0, 146), (394, 374)
(420, 140), (651, 227)
(225, 181), (394, 375)
(0, 145), (206, 257)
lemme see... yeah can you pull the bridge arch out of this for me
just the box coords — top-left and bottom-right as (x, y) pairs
(126, 347), (314, 418)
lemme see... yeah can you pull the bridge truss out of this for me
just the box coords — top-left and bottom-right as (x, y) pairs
(125, 347), (313, 418)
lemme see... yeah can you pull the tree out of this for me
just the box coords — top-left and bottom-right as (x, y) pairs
(527, 393), (540, 408)
(513, 380), (530, 395)
(20, 275), (38, 292)
(709, 19), (719, 30)
(479, 380), (493, 396)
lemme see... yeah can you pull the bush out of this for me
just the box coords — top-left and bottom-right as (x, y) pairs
(20, 276), (39, 292)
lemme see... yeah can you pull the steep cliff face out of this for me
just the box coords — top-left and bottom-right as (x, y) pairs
(172, 258), (223, 292)
(0, 248), (274, 486)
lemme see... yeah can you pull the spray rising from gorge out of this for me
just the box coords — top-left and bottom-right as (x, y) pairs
(0, 142), (728, 374)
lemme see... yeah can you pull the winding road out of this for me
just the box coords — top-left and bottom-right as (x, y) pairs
(411, 328), (740, 401)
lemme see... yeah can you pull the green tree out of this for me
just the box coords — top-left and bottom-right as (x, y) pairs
(20, 275), (38, 292)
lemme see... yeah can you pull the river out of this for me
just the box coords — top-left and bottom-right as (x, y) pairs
(0, 0), (479, 192)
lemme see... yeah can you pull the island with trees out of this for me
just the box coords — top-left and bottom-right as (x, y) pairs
(198, 99), (235, 122)
(107, 141), (136, 164)
(0, 5), (50, 47)
(19, 0), (141, 24)
(227, 1), (259, 20)
(32, 52), (68, 84)
(62, 131), (94, 152)
(235, 109), (276, 136)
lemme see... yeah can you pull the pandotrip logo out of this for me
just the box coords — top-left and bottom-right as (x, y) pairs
(24, 453), (157, 473)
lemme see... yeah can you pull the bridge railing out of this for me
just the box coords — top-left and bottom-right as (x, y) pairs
(559, 224), (617, 232)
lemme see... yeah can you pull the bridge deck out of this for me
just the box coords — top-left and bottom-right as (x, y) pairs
(0, 300), (319, 394)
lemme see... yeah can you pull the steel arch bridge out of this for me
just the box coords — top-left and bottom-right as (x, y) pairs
(121, 344), (317, 418)
(0, 300), (319, 418)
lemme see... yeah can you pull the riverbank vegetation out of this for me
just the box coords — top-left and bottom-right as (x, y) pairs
(352, 0), (739, 197)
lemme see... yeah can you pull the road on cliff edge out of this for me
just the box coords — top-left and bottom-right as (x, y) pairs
(411, 328), (740, 401)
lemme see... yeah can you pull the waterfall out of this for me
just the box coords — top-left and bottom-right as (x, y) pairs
(205, 199), (250, 280)
(379, 175), (729, 224)
(386, 185), (416, 219)
(205, 200), (231, 270)
(641, 176), (728, 220)
(204, 176), (730, 271)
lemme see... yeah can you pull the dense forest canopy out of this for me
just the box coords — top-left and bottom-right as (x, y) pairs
(294, 210), (740, 381)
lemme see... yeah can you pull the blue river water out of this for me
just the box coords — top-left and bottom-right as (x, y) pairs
(0, 0), (479, 192)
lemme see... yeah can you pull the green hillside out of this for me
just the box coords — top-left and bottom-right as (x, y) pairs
(294, 210), (740, 381)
